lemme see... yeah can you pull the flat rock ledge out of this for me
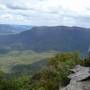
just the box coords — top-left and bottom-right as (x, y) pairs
(59, 65), (90, 90)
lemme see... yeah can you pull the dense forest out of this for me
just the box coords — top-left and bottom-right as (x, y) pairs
(0, 51), (90, 90)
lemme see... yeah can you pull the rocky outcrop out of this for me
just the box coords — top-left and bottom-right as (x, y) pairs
(60, 65), (90, 90)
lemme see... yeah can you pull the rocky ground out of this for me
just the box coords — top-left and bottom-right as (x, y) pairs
(59, 65), (90, 90)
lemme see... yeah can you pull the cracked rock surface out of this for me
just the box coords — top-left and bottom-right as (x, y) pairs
(60, 65), (90, 90)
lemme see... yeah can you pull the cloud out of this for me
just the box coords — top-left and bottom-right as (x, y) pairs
(0, 0), (90, 27)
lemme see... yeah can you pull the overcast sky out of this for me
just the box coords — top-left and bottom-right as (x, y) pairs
(0, 0), (90, 27)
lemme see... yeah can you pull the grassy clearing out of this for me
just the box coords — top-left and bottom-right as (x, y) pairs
(0, 50), (56, 73)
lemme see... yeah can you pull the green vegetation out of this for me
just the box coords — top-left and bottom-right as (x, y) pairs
(0, 50), (56, 73)
(29, 52), (82, 90)
(0, 51), (89, 90)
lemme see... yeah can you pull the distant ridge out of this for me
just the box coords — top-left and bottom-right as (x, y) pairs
(0, 26), (90, 53)
(0, 24), (32, 34)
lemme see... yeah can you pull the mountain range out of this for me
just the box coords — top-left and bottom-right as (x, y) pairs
(0, 25), (90, 53)
(0, 24), (32, 34)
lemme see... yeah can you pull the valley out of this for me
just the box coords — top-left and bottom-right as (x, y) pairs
(0, 0), (89, 89)
(0, 25), (90, 90)
(0, 50), (56, 74)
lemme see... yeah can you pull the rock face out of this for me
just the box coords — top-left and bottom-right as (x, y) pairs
(60, 65), (90, 90)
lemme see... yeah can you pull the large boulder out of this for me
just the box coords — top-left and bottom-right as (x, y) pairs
(59, 65), (90, 90)
(68, 65), (90, 81)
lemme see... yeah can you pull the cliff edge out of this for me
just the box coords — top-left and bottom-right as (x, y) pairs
(60, 65), (90, 90)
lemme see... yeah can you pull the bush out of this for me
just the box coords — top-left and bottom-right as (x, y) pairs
(29, 52), (83, 90)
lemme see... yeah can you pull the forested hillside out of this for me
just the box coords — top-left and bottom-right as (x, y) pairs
(0, 51), (89, 90)
(0, 26), (90, 53)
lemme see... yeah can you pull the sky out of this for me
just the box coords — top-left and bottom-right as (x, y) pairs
(0, 0), (90, 27)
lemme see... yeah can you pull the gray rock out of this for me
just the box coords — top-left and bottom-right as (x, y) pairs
(60, 81), (82, 90)
(59, 65), (90, 90)
(68, 65), (90, 81)
(60, 81), (90, 90)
